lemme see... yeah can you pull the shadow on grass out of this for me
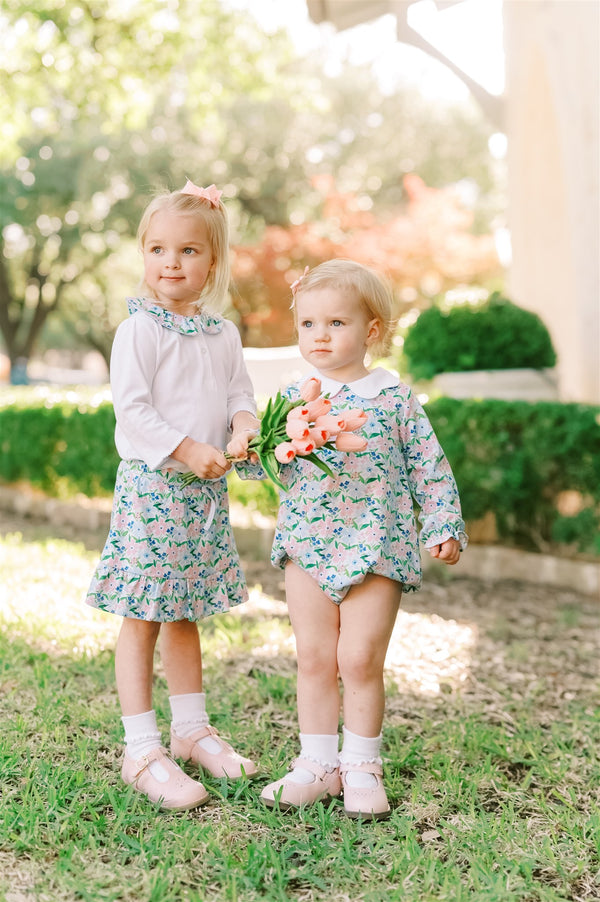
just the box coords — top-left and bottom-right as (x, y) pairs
(2, 517), (600, 901)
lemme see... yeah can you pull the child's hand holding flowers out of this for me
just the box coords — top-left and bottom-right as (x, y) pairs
(226, 429), (260, 462)
(242, 376), (369, 490)
(182, 377), (369, 491)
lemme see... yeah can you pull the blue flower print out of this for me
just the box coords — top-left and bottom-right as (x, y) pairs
(271, 381), (467, 603)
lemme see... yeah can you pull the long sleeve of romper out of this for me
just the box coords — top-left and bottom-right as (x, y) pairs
(399, 389), (468, 550)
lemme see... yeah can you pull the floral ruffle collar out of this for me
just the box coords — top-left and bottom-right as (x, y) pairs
(305, 367), (400, 399)
(126, 296), (224, 335)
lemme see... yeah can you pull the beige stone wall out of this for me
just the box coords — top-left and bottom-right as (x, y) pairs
(504, 0), (599, 402)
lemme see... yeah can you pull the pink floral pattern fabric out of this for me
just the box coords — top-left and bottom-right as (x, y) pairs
(271, 381), (467, 603)
(126, 296), (224, 335)
(86, 461), (248, 621)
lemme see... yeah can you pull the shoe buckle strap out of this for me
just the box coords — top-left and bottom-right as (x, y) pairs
(185, 725), (218, 742)
(339, 761), (383, 776)
(291, 757), (332, 780)
(133, 747), (171, 779)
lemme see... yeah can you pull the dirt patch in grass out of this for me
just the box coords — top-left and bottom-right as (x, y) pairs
(2, 507), (597, 721)
(1, 510), (599, 902)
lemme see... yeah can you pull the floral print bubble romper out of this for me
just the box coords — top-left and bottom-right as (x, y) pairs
(271, 370), (467, 604)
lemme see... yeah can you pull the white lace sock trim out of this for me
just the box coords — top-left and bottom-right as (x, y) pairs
(122, 710), (168, 782)
(288, 733), (339, 785)
(339, 726), (383, 788)
(169, 693), (218, 751)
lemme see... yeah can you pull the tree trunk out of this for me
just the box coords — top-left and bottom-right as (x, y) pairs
(9, 355), (30, 385)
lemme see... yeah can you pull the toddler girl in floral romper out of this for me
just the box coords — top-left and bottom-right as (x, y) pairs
(87, 181), (260, 810)
(260, 259), (468, 819)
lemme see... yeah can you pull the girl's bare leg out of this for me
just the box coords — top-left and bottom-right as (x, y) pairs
(161, 620), (258, 777)
(115, 617), (161, 716)
(259, 562), (342, 805)
(337, 574), (402, 737)
(160, 620), (203, 695)
(115, 618), (209, 806)
(285, 561), (341, 734)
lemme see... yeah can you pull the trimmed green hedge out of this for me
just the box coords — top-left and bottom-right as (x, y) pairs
(403, 292), (557, 380)
(427, 398), (600, 556)
(0, 397), (118, 498)
(1, 390), (598, 556)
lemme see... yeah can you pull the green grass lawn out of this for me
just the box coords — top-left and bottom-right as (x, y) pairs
(0, 522), (598, 902)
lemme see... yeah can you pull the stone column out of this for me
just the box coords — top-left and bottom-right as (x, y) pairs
(504, 0), (599, 402)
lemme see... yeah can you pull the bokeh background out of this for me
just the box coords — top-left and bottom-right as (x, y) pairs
(1, 11), (599, 900)
(0, 0), (598, 403)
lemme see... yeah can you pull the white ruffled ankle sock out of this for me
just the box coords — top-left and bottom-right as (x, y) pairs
(339, 726), (382, 788)
(122, 710), (168, 782)
(288, 733), (339, 785)
(169, 692), (221, 755)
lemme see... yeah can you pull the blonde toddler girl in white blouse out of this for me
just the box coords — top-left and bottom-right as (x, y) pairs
(87, 181), (260, 811)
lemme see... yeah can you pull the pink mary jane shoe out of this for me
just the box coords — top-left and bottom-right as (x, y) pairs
(340, 761), (391, 820)
(260, 757), (342, 810)
(171, 725), (259, 780)
(121, 746), (210, 811)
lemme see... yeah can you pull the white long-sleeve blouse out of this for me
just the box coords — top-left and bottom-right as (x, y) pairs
(110, 297), (257, 471)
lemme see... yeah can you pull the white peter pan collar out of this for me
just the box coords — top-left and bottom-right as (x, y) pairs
(309, 367), (400, 400)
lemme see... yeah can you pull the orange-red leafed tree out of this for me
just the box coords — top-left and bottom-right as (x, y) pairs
(231, 174), (501, 347)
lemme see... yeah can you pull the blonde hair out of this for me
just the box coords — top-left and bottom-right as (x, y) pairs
(292, 259), (398, 358)
(137, 188), (230, 312)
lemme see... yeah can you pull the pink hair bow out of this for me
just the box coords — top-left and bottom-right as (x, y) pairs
(290, 265), (310, 296)
(180, 179), (222, 208)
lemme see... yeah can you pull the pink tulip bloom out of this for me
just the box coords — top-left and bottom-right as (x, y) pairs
(291, 438), (316, 455)
(306, 397), (332, 420)
(287, 406), (310, 422)
(286, 419), (310, 440)
(274, 442), (296, 463)
(335, 432), (368, 452)
(308, 427), (329, 448)
(314, 414), (346, 436)
(341, 409), (369, 431)
(299, 377), (322, 402)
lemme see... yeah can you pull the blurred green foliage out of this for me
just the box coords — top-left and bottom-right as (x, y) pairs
(229, 470), (279, 518)
(402, 292), (557, 380)
(2, 389), (598, 556)
(0, 0), (500, 372)
(0, 395), (118, 497)
(428, 397), (600, 556)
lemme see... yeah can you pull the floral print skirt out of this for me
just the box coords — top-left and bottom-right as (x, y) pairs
(86, 460), (248, 621)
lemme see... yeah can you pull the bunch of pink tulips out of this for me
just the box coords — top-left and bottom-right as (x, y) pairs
(273, 377), (368, 466)
(183, 377), (369, 491)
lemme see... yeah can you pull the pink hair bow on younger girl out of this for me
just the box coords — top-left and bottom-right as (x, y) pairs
(289, 265), (310, 308)
(291, 266), (310, 295)
(180, 179), (222, 208)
